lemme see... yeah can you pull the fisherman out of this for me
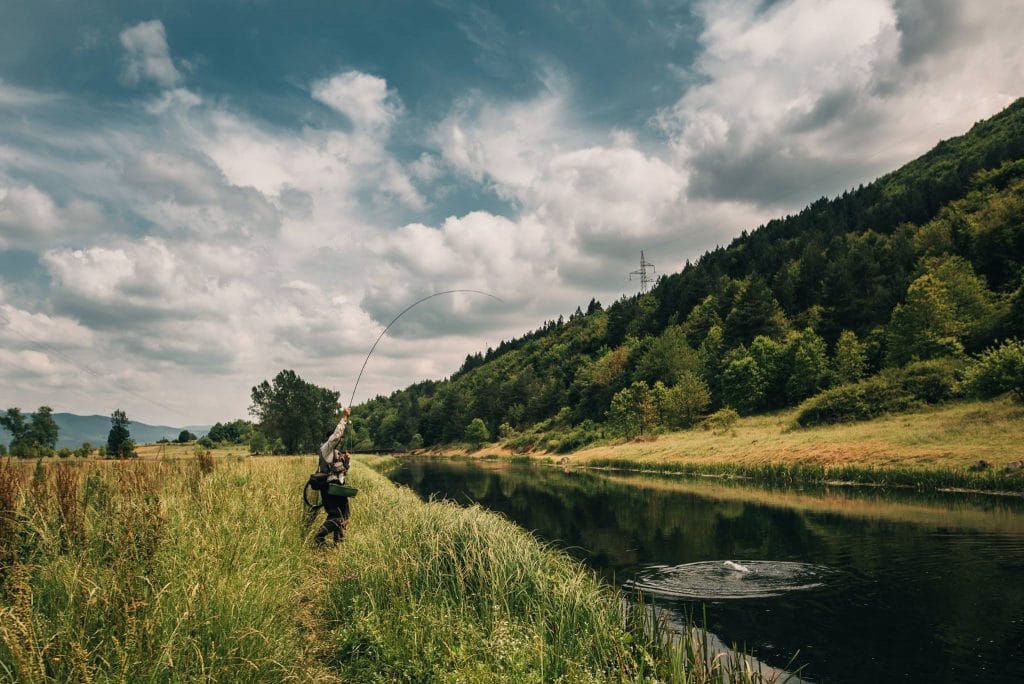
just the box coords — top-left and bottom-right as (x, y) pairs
(313, 406), (352, 547)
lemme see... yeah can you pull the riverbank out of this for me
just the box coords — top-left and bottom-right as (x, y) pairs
(455, 397), (1024, 493)
(0, 455), (777, 681)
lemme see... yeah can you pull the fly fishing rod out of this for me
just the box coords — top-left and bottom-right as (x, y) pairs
(345, 289), (504, 409)
(305, 288), (503, 513)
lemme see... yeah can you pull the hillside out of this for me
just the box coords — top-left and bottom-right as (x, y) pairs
(350, 98), (1024, 451)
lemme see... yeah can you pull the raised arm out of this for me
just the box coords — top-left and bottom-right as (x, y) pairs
(319, 406), (352, 457)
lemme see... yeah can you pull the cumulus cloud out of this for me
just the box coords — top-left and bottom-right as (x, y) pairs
(120, 20), (182, 88)
(657, 0), (1024, 206)
(312, 71), (402, 131)
(2, 2), (1024, 423)
(0, 302), (95, 350)
(0, 183), (104, 249)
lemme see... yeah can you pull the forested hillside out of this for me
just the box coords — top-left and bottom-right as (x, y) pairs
(349, 98), (1024, 451)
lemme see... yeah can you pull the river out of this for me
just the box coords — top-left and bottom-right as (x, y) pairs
(388, 458), (1024, 683)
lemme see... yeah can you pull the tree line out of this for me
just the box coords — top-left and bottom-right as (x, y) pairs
(0, 408), (136, 458)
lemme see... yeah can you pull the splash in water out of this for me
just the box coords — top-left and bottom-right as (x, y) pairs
(625, 561), (836, 600)
(723, 560), (751, 573)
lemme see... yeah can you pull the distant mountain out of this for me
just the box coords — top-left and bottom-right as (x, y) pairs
(48, 414), (212, 449)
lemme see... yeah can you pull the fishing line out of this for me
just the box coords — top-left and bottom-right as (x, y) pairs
(346, 289), (504, 409)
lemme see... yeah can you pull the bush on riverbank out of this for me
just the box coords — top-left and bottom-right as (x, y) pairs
(795, 358), (964, 427)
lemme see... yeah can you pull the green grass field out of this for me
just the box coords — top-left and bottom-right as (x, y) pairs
(0, 454), (788, 682)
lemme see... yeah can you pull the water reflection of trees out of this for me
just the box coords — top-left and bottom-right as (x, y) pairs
(394, 460), (1024, 683)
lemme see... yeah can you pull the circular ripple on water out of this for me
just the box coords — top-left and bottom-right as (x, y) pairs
(624, 561), (836, 600)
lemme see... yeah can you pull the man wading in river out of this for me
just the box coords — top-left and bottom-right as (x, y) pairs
(313, 406), (352, 547)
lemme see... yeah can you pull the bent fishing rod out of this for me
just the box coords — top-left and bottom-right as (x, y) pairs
(346, 289), (504, 410)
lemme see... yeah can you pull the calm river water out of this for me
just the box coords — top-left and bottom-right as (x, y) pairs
(389, 459), (1024, 683)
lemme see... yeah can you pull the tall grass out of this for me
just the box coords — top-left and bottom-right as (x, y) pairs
(0, 457), (327, 682)
(312, 461), (791, 682)
(0, 456), (789, 682)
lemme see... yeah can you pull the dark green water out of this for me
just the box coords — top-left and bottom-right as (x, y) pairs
(389, 459), (1024, 683)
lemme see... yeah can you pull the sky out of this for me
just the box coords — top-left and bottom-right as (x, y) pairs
(0, 0), (1022, 426)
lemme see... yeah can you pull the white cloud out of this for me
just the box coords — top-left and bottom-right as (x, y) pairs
(0, 303), (95, 350)
(0, 183), (104, 249)
(656, 0), (1024, 204)
(0, 80), (56, 107)
(3, 2), (1024, 424)
(120, 20), (182, 88)
(312, 71), (402, 131)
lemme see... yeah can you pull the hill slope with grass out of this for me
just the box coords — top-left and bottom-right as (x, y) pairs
(349, 98), (1024, 453)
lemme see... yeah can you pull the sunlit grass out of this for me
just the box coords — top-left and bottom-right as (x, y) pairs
(0, 456), (790, 682)
(453, 397), (1024, 491)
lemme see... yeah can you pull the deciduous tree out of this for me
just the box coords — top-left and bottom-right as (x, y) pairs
(249, 369), (340, 454)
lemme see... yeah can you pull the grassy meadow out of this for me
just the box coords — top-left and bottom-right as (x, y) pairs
(453, 397), (1024, 492)
(0, 454), (790, 683)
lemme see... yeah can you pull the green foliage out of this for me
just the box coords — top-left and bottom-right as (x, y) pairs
(249, 369), (340, 454)
(352, 100), (1024, 448)
(106, 409), (135, 458)
(702, 407), (739, 433)
(0, 406), (61, 458)
(898, 358), (964, 404)
(721, 355), (766, 414)
(965, 338), (1024, 401)
(464, 418), (490, 449)
(652, 373), (711, 429)
(834, 330), (869, 384)
(785, 328), (832, 403)
(682, 294), (722, 346)
(608, 381), (657, 439)
(632, 325), (698, 386)
(697, 324), (726, 403)
(29, 406), (59, 453)
(248, 431), (269, 455)
(886, 257), (1000, 366)
(723, 277), (788, 347)
(76, 442), (92, 458)
(177, 429), (196, 443)
(0, 408), (30, 456)
(207, 419), (253, 444)
(795, 377), (916, 427)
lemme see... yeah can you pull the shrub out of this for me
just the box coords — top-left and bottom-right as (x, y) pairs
(194, 444), (215, 474)
(702, 407), (739, 433)
(249, 432), (268, 455)
(550, 421), (602, 453)
(896, 358), (964, 403)
(795, 375), (917, 427)
(965, 338), (1024, 401)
